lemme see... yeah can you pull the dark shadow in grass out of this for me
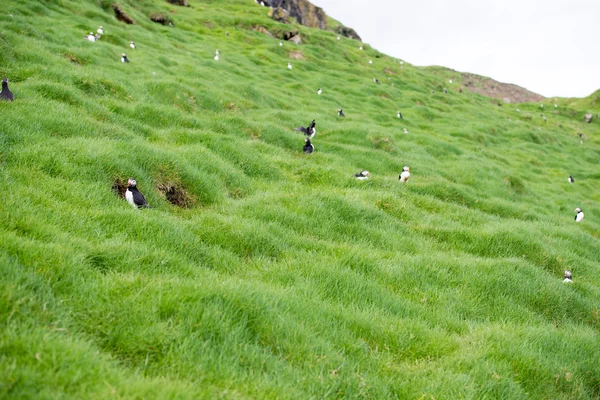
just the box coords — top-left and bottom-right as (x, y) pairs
(111, 178), (127, 199)
(157, 181), (195, 208)
(84, 252), (112, 274)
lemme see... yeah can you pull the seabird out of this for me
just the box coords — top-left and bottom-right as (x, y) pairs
(563, 270), (573, 283)
(121, 53), (129, 63)
(449, 79), (453, 83)
(279, 41), (283, 46)
(260, 1), (265, 6)
(574, 208), (584, 222)
(543, 115), (547, 123)
(540, 104), (544, 108)
(97, 25), (103, 35)
(94, 33), (101, 41)
(399, 166), (410, 182)
(369, 60), (373, 64)
(294, 119), (316, 138)
(373, 78), (380, 84)
(516, 108), (520, 112)
(337, 109), (345, 117)
(400, 61), (404, 65)
(568, 175), (574, 183)
(85, 32), (96, 42)
(337, 35), (340, 40)
(226, 31), (229, 36)
(554, 104), (558, 108)
(359, 46), (363, 50)
(578, 133), (585, 144)
(317, 88), (322, 95)
(303, 138), (314, 154)
(397, 111), (403, 119)
(126, 178), (148, 208)
(403, 128), (408, 134)
(0, 78), (14, 101)
(287, 62), (292, 70)
(130, 41), (136, 49)
(354, 170), (370, 180)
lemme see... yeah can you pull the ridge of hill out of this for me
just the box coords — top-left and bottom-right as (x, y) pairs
(1, 0), (600, 398)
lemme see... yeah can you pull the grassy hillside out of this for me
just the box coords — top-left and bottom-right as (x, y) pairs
(1, 0), (600, 398)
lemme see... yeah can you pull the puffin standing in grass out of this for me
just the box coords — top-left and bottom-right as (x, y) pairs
(399, 166), (410, 183)
(130, 41), (136, 49)
(354, 170), (370, 180)
(373, 78), (380, 84)
(574, 208), (584, 222)
(287, 62), (292, 70)
(568, 175), (574, 183)
(121, 53), (129, 63)
(0, 78), (14, 101)
(403, 128), (408, 134)
(303, 138), (314, 154)
(97, 25), (104, 35)
(317, 88), (322, 95)
(397, 111), (403, 119)
(126, 178), (148, 209)
(214, 50), (219, 61)
(295, 119), (316, 138)
(279, 41), (283, 46)
(85, 32), (96, 42)
(337, 109), (345, 117)
(563, 270), (573, 283)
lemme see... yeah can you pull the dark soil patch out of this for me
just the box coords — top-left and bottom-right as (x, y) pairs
(157, 181), (195, 208)
(151, 13), (173, 26)
(166, 0), (189, 6)
(462, 72), (544, 104)
(112, 4), (135, 24)
(112, 178), (127, 198)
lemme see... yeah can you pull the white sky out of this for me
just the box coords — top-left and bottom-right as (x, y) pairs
(315, 0), (600, 98)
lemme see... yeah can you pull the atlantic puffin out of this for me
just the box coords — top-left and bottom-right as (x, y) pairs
(542, 115), (547, 123)
(369, 60), (373, 64)
(337, 109), (345, 117)
(399, 166), (410, 183)
(443, 88), (447, 94)
(130, 41), (136, 49)
(337, 36), (340, 40)
(354, 170), (370, 180)
(397, 111), (403, 119)
(0, 78), (14, 101)
(563, 270), (573, 283)
(287, 62), (292, 70)
(214, 50), (219, 61)
(126, 178), (148, 208)
(85, 32), (96, 42)
(317, 88), (322, 95)
(303, 138), (314, 154)
(121, 53), (129, 63)
(97, 25), (104, 35)
(359, 46), (363, 50)
(578, 133), (585, 144)
(373, 78), (380, 84)
(540, 104), (544, 108)
(449, 79), (453, 83)
(279, 41), (283, 46)
(403, 128), (408, 134)
(574, 208), (584, 222)
(295, 119), (316, 138)
(568, 175), (574, 183)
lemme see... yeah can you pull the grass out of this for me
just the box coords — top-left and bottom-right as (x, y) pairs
(1, 0), (600, 398)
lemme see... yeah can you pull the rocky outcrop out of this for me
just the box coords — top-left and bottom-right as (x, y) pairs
(112, 4), (135, 24)
(269, 0), (327, 30)
(269, 7), (289, 23)
(166, 0), (189, 6)
(288, 34), (302, 44)
(461, 72), (544, 104)
(336, 26), (361, 41)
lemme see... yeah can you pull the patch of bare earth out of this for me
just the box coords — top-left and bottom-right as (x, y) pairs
(461, 72), (544, 104)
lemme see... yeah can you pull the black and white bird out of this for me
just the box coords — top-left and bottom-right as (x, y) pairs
(0, 78), (14, 101)
(443, 88), (447, 94)
(373, 78), (380, 84)
(97, 25), (104, 35)
(126, 178), (148, 209)
(574, 208), (584, 222)
(563, 270), (573, 283)
(353, 170), (370, 180)
(369, 60), (373, 64)
(214, 49), (219, 61)
(337, 109), (345, 117)
(295, 119), (316, 138)
(337, 35), (341, 40)
(121, 53), (129, 63)
(399, 166), (410, 183)
(568, 175), (574, 183)
(317, 88), (322, 95)
(287, 62), (292, 70)
(130, 41), (136, 49)
(403, 128), (408, 134)
(578, 133), (585, 144)
(85, 32), (96, 42)
(303, 138), (314, 154)
(279, 41), (283, 46)
(542, 115), (547, 123)
(359, 46), (363, 50)
(540, 104), (544, 108)
(397, 111), (403, 119)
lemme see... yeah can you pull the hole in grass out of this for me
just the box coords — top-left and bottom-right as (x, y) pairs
(368, 135), (395, 152)
(112, 178), (127, 199)
(157, 181), (195, 208)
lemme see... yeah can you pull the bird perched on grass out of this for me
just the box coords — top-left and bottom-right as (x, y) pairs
(574, 208), (584, 222)
(287, 62), (292, 70)
(397, 111), (403, 119)
(295, 119), (316, 138)
(126, 178), (148, 209)
(85, 32), (96, 42)
(403, 128), (408, 134)
(373, 78), (380, 84)
(317, 88), (322, 95)
(279, 41), (283, 46)
(542, 115), (547, 123)
(303, 138), (314, 154)
(97, 25), (104, 35)
(443, 88), (447, 94)
(214, 50), (219, 61)
(337, 109), (345, 117)
(130, 41), (136, 49)
(353, 170), (370, 180)
(0, 78), (14, 101)
(337, 36), (341, 40)
(578, 133), (585, 144)
(359, 46), (363, 50)
(399, 166), (410, 182)
(369, 60), (373, 64)
(563, 270), (573, 283)
(121, 53), (129, 63)
(568, 175), (574, 183)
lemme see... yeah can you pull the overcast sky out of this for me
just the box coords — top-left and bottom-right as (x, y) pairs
(314, 0), (600, 98)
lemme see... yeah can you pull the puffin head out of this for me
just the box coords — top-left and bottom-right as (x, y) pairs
(564, 270), (572, 279)
(121, 53), (126, 57)
(403, 166), (410, 172)
(575, 208), (582, 213)
(127, 178), (136, 187)
(2, 78), (7, 84)
(361, 170), (370, 177)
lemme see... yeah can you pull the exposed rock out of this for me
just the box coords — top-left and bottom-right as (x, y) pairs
(336, 26), (361, 41)
(288, 34), (302, 44)
(503, 97), (512, 104)
(252, 25), (275, 37)
(151, 13), (174, 26)
(269, 7), (289, 23)
(383, 68), (396, 75)
(166, 0), (189, 5)
(288, 50), (305, 60)
(585, 113), (593, 123)
(269, 0), (327, 29)
(111, 4), (135, 24)
(281, 30), (299, 40)
(462, 72), (544, 104)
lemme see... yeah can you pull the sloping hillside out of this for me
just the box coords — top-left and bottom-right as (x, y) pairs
(1, 0), (599, 398)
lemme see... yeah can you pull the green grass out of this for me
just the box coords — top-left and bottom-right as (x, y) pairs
(1, 0), (600, 398)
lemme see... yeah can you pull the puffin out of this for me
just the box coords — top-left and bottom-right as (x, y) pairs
(449, 79), (453, 83)
(373, 78), (380, 84)
(574, 208), (584, 222)
(130, 41), (136, 49)
(578, 133), (585, 144)
(97, 25), (104, 35)
(568, 175), (574, 183)
(337, 36), (341, 40)
(563, 270), (573, 283)
(403, 128), (408, 134)
(369, 60), (373, 64)
(542, 115), (547, 123)
(337, 109), (345, 117)
(0, 78), (14, 101)
(279, 41), (283, 46)
(85, 32), (96, 42)
(94, 33), (101, 41)
(399, 166), (410, 183)
(294, 119), (316, 138)
(121, 53), (129, 63)
(359, 46), (363, 50)
(555, 104), (558, 108)
(214, 50), (219, 61)
(126, 178), (148, 208)
(303, 138), (314, 154)
(317, 88), (322, 95)
(443, 88), (447, 94)
(287, 62), (292, 70)
(354, 170), (370, 180)
(397, 111), (403, 119)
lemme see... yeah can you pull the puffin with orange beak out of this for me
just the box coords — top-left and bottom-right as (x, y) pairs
(125, 178), (148, 208)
